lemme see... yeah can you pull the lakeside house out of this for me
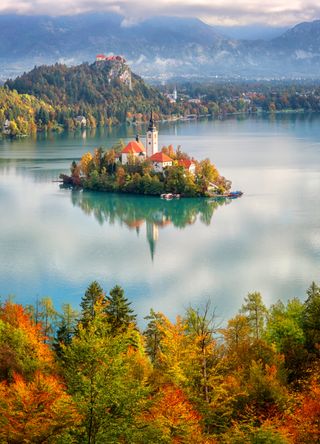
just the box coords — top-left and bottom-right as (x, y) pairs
(75, 116), (87, 126)
(3, 119), (11, 135)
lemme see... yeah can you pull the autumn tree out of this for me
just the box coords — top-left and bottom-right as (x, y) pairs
(0, 302), (53, 381)
(265, 299), (307, 383)
(185, 302), (217, 404)
(38, 297), (58, 343)
(143, 384), (206, 444)
(284, 377), (320, 443)
(0, 372), (80, 443)
(62, 297), (150, 443)
(241, 292), (267, 340)
(80, 152), (93, 176)
(0, 303), (80, 442)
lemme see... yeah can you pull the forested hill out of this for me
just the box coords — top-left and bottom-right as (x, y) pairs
(5, 60), (174, 126)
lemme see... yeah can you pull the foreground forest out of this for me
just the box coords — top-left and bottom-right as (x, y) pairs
(0, 282), (319, 443)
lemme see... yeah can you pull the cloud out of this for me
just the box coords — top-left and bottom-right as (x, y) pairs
(0, 0), (319, 26)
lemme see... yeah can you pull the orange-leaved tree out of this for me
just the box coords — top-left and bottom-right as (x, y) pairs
(0, 302), (53, 381)
(0, 372), (81, 443)
(143, 383), (213, 444)
(0, 302), (81, 442)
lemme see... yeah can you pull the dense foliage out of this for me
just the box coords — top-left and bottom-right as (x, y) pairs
(62, 144), (230, 197)
(0, 86), (57, 136)
(0, 281), (319, 443)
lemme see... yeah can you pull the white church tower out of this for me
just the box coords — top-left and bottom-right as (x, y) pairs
(146, 111), (158, 158)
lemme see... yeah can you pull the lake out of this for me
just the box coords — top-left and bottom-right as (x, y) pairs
(0, 114), (319, 322)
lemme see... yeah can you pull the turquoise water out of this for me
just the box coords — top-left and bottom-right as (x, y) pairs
(0, 114), (319, 321)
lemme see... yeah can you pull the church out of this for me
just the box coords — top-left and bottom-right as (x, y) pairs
(121, 112), (173, 172)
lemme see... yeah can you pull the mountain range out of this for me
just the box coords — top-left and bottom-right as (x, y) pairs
(1, 13), (320, 81)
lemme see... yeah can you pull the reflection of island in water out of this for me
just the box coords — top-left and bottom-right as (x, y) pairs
(70, 191), (231, 259)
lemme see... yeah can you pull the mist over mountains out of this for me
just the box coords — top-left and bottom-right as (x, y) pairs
(1, 13), (320, 81)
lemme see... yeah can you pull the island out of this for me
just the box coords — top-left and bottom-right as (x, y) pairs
(61, 113), (235, 198)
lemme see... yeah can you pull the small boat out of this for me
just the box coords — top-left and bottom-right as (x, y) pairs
(160, 193), (181, 200)
(226, 191), (243, 199)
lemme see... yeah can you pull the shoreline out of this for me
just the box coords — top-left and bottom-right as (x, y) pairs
(0, 108), (311, 140)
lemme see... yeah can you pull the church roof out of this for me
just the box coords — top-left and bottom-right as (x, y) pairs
(149, 152), (173, 163)
(122, 140), (145, 154)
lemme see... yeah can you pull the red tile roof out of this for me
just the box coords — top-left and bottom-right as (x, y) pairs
(178, 159), (195, 169)
(149, 152), (173, 163)
(122, 141), (145, 154)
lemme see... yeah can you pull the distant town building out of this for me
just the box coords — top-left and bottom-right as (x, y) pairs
(3, 119), (11, 135)
(165, 86), (178, 103)
(188, 98), (201, 104)
(75, 116), (87, 126)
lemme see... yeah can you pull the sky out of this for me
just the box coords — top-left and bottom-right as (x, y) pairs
(0, 0), (318, 27)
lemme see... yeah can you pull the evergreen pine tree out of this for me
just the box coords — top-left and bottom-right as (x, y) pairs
(53, 321), (72, 358)
(106, 285), (136, 333)
(80, 281), (106, 327)
(303, 281), (320, 354)
(144, 309), (165, 364)
(53, 304), (78, 358)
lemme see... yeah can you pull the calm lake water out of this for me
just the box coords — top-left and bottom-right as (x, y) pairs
(0, 114), (319, 322)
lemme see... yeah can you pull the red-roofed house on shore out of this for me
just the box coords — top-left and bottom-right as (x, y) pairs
(149, 152), (173, 172)
(178, 159), (196, 175)
(121, 136), (146, 164)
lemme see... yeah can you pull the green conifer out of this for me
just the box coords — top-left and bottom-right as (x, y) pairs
(106, 285), (136, 333)
(80, 281), (106, 327)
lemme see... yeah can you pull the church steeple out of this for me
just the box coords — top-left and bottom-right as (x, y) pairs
(146, 111), (158, 158)
(148, 111), (156, 131)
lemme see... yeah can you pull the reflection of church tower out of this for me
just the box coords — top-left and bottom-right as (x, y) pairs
(173, 86), (177, 101)
(146, 221), (159, 261)
(146, 111), (158, 158)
